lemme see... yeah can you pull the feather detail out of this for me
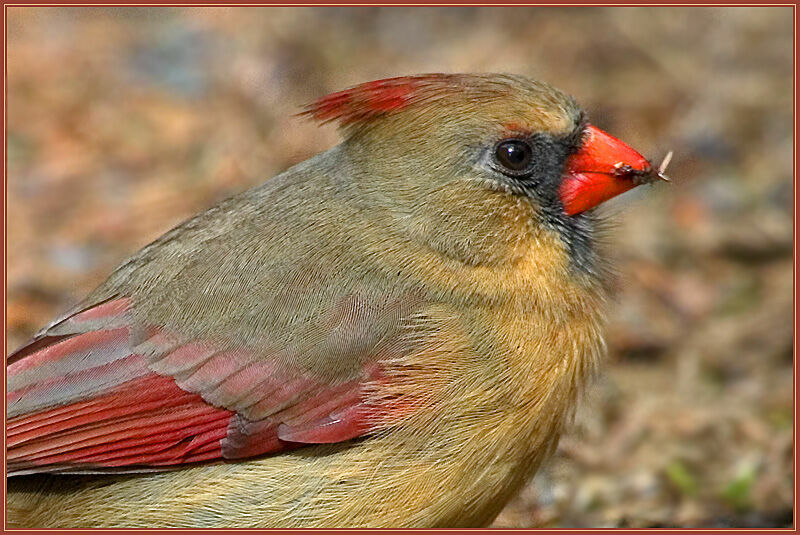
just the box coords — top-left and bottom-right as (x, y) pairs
(300, 74), (460, 127)
(8, 372), (234, 473)
(6, 295), (421, 474)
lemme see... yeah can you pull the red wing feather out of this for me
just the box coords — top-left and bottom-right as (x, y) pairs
(7, 298), (385, 475)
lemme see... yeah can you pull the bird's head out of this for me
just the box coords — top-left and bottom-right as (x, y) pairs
(303, 73), (659, 276)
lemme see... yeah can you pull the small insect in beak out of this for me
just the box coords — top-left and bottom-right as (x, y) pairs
(611, 150), (674, 186)
(656, 150), (674, 182)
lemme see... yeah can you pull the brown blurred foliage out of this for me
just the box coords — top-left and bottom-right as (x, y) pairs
(6, 6), (793, 528)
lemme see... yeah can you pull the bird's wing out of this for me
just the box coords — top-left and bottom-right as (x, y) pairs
(7, 286), (427, 475)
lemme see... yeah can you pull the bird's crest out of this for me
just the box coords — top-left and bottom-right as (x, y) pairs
(301, 74), (462, 128)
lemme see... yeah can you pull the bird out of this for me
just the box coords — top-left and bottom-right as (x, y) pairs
(6, 73), (660, 528)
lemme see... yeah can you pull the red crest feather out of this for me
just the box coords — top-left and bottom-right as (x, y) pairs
(301, 74), (459, 127)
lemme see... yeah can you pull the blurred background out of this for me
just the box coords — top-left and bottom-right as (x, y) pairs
(6, 6), (793, 528)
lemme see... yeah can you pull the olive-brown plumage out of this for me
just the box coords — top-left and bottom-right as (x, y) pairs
(7, 73), (655, 528)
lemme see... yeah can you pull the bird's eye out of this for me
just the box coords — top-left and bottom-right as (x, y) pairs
(495, 139), (533, 174)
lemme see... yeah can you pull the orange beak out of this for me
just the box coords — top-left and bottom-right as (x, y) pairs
(559, 125), (653, 216)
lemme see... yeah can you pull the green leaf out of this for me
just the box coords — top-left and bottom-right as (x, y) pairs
(665, 460), (699, 497)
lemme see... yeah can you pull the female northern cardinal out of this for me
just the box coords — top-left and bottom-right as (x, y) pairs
(7, 73), (660, 528)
